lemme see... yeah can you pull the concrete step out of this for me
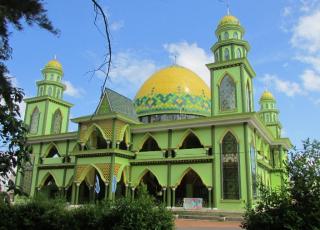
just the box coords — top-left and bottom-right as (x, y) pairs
(172, 209), (244, 222)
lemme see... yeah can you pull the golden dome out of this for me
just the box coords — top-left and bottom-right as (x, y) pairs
(134, 66), (211, 117)
(218, 15), (240, 26)
(45, 59), (63, 72)
(260, 90), (275, 101)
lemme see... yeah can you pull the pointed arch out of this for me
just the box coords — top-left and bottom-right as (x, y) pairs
(77, 164), (106, 184)
(83, 123), (108, 144)
(43, 142), (61, 158)
(51, 109), (62, 134)
(138, 133), (161, 151)
(236, 48), (242, 58)
(38, 171), (59, 188)
(178, 129), (203, 149)
(119, 125), (130, 150)
(29, 107), (40, 134)
(219, 74), (236, 111)
(116, 165), (129, 184)
(219, 129), (240, 144)
(221, 131), (240, 199)
(137, 168), (162, 187)
(72, 142), (82, 152)
(224, 48), (230, 61)
(175, 167), (206, 187)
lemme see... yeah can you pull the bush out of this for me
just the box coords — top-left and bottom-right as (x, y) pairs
(241, 139), (320, 230)
(0, 185), (174, 230)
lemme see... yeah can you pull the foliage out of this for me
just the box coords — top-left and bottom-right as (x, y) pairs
(0, 185), (174, 230)
(241, 139), (320, 230)
(0, 0), (57, 191)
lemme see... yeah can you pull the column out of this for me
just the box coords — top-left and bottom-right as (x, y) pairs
(131, 187), (135, 201)
(75, 183), (80, 205)
(104, 183), (109, 200)
(125, 184), (129, 198)
(167, 187), (171, 208)
(208, 187), (212, 209)
(172, 187), (176, 208)
(162, 187), (167, 203)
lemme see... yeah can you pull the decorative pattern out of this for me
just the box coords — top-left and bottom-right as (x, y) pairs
(75, 163), (121, 183)
(30, 107), (40, 134)
(220, 75), (236, 111)
(134, 93), (211, 117)
(51, 110), (62, 134)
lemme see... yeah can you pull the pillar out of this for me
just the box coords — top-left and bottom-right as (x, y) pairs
(162, 187), (166, 203)
(75, 183), (80, 205)
(208, 187), (212, 209)
(104, 183), (109, 200)
(244, 122), (252, 208)
(172, 187), (176, 208)
(131, 187), (135, 201)
(167, 187), (171, 208)
(108, 153), (115, 200)
(125, 184), (129, 197)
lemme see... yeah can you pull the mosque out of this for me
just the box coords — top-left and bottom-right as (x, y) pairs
(17, 14), (291, 211)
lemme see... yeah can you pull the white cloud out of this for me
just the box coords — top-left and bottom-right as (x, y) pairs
(107, 52), (158, 98)
(291, 10), (320, 53)
(110, 20), (124, 31)
(283, 6), (292, 17)
(163, 42), (213, 86)
(261, 74), (304, 97)
(63, 80), (85, 98)
(295, 55), (320, 73)
(301, 69), (320, 92)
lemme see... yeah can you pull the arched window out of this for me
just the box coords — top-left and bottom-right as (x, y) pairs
(48, 87), (52, 96)
(236, 48), (242, 58)
(250, 146), (257, 198)
(39, 87), (43, 96)
(43, 175), (59, 199)
(220, 75), (236, 111)
(215, 51), (219, 62)
(246, 82), (251, 112)
(233, 32), (239, 39)
(224, 32), (229, 40)
(266, 114), (270, 123)
(47, 145), (60, 158)
(87, 128), (108, 149)
(51, 110), (62, 134)
(180, 132), (203, 149)
(222, 132), (239, 199)
(30, 107), (40, 134)
(140, 136), (161, 152)
(224, 48), (230, 61)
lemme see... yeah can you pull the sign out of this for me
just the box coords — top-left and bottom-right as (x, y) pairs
(111, 175), (117, 193)
(183, 198), (203, 209)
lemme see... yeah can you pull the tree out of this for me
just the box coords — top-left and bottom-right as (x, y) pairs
(241, 139), (320, 230)
(0, 0), (58, 191)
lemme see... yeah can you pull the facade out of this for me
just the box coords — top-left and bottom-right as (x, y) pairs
(17, 14), (291, 211)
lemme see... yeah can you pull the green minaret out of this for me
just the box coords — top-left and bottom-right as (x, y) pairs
(207, 14), (255, 116)
(259, 90), (282, 138)
(24, 59), (73, 136)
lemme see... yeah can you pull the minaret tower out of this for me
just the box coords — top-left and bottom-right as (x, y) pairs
(24, 59), (73, 136)
(259, 90), (282, 138)
(207, 14), (255, 115)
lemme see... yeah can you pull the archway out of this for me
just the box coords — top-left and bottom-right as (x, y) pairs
(115, 172), (126, 199)
(138, 171), (162, 203)
(41, 175), (59, 199)
(180, 132), (203, 149)
(175, 170), (208, 207)
(86, 127), (108, 149)
(140, 136), (161, 152)
(47, 145), (60, 158)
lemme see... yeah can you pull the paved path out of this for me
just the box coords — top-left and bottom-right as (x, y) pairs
(175, 219), (242, 230)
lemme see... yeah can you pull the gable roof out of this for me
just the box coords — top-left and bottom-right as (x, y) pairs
(96, 88), (138, 120)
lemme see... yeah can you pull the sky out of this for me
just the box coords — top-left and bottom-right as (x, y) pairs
(6, 0), (320, 148)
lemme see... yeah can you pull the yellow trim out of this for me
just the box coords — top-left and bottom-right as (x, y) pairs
(83, 123), (109, 144)
(76, 164), (106, 183)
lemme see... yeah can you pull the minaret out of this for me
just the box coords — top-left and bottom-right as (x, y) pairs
(259, 90), (282, 138)
(24, 59), (73, 136)
(207, 14), (255, 116)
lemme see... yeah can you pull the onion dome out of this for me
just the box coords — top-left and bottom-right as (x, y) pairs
(134, 66), (211, 117)
(218, 15), (240, 27)
(260, 90), (275, 101)
(43, 59), (63, 74)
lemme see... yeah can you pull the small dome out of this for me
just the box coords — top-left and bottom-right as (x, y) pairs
(218, 15), (240, 27)
(134, 66), (211, 117)
(44, 59), (63, 72)
(260, 90), (275, 101)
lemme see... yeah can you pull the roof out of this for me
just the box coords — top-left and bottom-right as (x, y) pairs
(96, 88), (138, 120)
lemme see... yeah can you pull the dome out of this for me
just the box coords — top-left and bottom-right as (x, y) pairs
(44, 59), (63, 72)
(218, 15), (240, 27)
(260, 90), (275, 101)
(134, 66), (211, 117)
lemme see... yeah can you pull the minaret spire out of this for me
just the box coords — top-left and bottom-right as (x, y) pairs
(226, 0), (230, 15)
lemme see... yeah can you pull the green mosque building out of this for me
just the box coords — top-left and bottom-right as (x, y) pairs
(17, 14), (291, 211)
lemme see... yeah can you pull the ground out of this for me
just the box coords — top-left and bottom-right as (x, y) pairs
(175, 219), (241, 230)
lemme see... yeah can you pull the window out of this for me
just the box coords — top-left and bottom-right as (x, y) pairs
(222, 132), (239, 199)
(224, 48), (230, 61)
(215, 51), (219, 62)
(220, 75), (236, 111)
(47, 146), (60, 158)
(236, 48), (241, 58)
(30, 107), (40, 134)
(48, 87), (52, 96)
(233, 32), (238, 39)
(51, 110), (62, 134)
(39, 87), (43, 96)
(250, 146), (257, 198)
(246, 82), (251, 112)
(224, 32), (229, 40)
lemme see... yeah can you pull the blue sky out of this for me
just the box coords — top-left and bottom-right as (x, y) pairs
(6, 0), (320, 148)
